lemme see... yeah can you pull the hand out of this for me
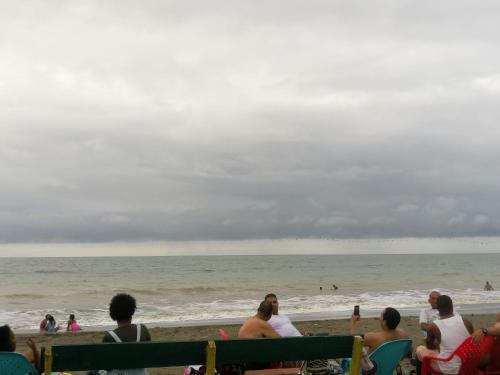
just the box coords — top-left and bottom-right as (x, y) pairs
(351, 313), (359, 324)
(472, 329), (485, 344)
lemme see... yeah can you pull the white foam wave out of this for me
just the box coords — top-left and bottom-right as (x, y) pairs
(3, 288), (499, 330)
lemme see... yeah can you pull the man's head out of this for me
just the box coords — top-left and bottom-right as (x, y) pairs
(264, 293), (279, 315)
(437, 295), (453, 317)
(109, 293), (137, 322)
(380, 307), (401, 330)
(428, 290), (441, 309)
(0, 325), (16, 352)
(257, 301), (274, 321)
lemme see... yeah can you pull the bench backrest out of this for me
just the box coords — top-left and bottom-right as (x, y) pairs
(43, 335), (363, 374)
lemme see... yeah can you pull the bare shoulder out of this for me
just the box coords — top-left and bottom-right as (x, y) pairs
(396, 328), (410, 339)
(363, 331), (381, 347)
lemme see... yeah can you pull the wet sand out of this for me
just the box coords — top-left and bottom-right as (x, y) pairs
(15, 313), (498, 375)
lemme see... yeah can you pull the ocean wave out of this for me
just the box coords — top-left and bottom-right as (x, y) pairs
(3, 288), (500, 330)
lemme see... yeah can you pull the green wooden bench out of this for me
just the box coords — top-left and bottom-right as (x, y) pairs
(42, 335), (363, 374)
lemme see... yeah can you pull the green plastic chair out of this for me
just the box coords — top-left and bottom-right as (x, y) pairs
(369, 339), (412, 375)
(0, 352), (39, 375)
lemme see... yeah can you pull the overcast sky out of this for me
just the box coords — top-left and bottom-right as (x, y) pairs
(1, 1), (500, 246)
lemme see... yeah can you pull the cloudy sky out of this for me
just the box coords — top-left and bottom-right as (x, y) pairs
(1, 1), (500, 248)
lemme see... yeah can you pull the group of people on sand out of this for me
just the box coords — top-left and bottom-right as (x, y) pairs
(238, 290), (500, 374)
(415, 289), (500, 374)
(39, 313), (82, 333)
(0, 293), (149, 374)
(2, 290), (500, 374)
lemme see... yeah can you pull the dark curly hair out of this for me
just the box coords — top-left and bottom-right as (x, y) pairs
(109, 293), (137, 322)
(0, 325), (15, 352)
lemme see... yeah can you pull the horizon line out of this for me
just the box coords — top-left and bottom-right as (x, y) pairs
(1, 236), (500, 257)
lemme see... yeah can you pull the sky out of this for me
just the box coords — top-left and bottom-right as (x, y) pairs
(1, 1), (500, 250)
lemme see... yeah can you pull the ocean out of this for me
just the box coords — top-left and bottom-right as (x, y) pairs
(1, 254), (500, 331)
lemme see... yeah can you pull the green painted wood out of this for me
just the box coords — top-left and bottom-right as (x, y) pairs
(45, 336), (354, 371)
(215, 336), (354, 363)
(49, 340), (207, 371)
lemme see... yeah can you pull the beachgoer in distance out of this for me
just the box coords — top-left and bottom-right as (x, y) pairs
(0, 325), (39, 369)
(46, 315), (60, 333)
(264, 293), (301, 337)
(40, 314), (59, 333)
(238, 301), (279, 338)
(39, 314), (50, 332)
(419, 289), (440, 333)
(416, 295), (473, 374)
(484, 281), (494, 291)
(67, 314), (82, 332)
(102, 293), (151, 343)
(350, 307), (409, 353)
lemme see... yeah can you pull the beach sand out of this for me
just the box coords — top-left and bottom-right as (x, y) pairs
(15, 313), (498, 375)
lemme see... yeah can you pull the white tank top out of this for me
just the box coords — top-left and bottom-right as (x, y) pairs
(434, 314), (470, 374)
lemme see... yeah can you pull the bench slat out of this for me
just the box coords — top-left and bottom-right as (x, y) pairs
(50, 340), (207, 371)
(45, 336), (357, 372)
(215, 336), (354, 363)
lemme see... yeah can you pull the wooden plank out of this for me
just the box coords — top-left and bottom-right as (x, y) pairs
(215, 336), (354, 363)
(50, 340), (207, 371)
(46, 336), (355, 372)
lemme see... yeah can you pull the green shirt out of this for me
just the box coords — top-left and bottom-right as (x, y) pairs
(103, 323), (151, 343)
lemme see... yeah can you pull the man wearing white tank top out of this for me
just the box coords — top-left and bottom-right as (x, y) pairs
(264, 293), (302, 337)
(416, 295), (473, 374)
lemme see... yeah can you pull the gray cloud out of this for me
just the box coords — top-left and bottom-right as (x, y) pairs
(1, 1), (500, 243)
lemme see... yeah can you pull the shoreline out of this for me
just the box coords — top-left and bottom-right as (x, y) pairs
(14, 303), (500, 335)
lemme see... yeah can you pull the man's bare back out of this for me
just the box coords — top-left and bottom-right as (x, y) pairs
(238, 301), (280, 339)
(238, 316), (279, 338)
(364, 328), (409, 353)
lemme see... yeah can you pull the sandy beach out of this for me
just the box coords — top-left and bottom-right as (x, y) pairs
(14, 312), (498, 375)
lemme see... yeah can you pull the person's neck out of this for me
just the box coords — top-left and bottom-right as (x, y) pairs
(439, 313), (453, 319)
(117, 319), (132, 327)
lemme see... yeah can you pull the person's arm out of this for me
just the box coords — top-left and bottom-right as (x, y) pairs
(362, 332), (376, 351)
(462, 318), (474, 334)
(472, 322), (500, 343)
(426, 323), (440, 350)
(419, 309), (429, 331)
(350, 313), (358, 335)
(142, 324), (152, 341)
(261, 322), (280, 337)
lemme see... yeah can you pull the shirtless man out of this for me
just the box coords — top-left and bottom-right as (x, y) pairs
(238, 301), (280, 339)
(350, 307), (409, 353)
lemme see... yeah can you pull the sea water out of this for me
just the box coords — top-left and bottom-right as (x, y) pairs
(1, 253), (499, 330)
